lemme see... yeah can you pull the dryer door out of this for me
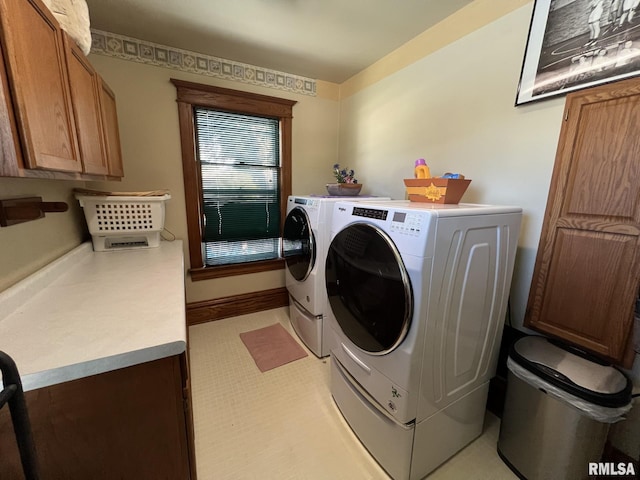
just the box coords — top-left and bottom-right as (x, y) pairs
(326, 223), (412, 354)
(283, 206), (316, 281)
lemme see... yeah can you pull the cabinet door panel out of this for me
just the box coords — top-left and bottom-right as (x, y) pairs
(98, 79), (124, 177)
(535, 228), (636, 358)
(0, 0), (80, 172)
(563, 96), (640, 220)
(64, 33), (109, 175)
(525, 77), (640, 364)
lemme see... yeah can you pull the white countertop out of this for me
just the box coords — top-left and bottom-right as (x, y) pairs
(0, 240), (186, 391)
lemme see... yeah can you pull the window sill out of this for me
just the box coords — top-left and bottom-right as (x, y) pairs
(189, 258), (285, 281)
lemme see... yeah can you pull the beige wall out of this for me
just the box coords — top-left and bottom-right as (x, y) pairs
(0, 0), (536, 302)
(0, 1), (591, 318)
(0, 177), (86, 291)
(0, 1), (628, 331)
(338, 3), (563, 330)
(87, 55), (341, 303)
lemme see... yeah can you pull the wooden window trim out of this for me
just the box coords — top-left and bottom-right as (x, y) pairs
(171, 79), (296, 280)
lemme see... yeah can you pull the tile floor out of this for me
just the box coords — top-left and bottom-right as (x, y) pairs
(188, 307), (518, 480)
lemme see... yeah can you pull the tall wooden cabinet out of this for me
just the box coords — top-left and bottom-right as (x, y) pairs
(525, 77), (640, 365)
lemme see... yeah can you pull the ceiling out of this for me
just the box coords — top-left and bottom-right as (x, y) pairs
(85, 0), (474, 84)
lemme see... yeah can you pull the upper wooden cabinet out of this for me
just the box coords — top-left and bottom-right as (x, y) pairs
(525, 77), (640, 365)
(0, 0), (81, 172)
(0, 0), (123, 180)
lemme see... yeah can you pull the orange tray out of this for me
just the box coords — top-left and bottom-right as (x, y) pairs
(404, 178), (471, 204)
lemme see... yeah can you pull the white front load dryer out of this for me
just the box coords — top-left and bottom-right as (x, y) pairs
(282, 195), (387, 358)
(325, 200), (522, 480)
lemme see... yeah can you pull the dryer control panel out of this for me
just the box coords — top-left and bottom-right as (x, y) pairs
(351, 207), (425, 237)
(292, 197), (318, 208)
(352, 206), (388, 220)
(389, 211), (423, 237)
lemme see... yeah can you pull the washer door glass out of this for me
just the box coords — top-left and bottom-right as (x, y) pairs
(325, 223), (412, 354)
(283, 207), (316, 281)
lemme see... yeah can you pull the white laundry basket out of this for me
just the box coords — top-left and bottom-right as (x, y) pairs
(75, 193), (171, 251)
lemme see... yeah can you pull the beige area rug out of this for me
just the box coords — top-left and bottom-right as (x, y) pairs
(239, 323), (308, 372)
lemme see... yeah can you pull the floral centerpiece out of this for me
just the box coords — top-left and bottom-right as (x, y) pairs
(327, 164), (362, 196)
(333, 164), (358, 184)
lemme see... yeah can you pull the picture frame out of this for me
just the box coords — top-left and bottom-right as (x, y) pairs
(516, 0), (640, 105)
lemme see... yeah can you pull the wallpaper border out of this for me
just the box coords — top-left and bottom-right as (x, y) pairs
(90, 29), (317, 97)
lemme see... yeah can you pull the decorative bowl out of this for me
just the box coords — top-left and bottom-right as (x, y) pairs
(326, 183), (363, 196)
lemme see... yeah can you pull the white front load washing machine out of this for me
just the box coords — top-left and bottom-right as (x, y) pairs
(282, 195), (387, 358)
(325, 200), (522, 479)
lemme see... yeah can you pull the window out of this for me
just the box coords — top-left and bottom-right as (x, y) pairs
(197, 109), (281, 265)
(172, 79), (296, 280)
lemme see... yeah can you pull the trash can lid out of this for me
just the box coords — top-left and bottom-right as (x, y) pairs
(509, 336), (632, 408)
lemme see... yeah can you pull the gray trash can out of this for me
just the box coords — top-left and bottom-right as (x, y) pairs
(497, 335), (632, 480)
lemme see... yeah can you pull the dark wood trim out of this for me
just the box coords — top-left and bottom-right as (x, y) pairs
(171, 79), (296, 115)
(280, 115), (293, 232)
(175, 100), (204, 270)
(178, 352), (198, 480)
(172, 79), (296, 276)
(186, 287), (289, 326)
(190, 258), (284, 281)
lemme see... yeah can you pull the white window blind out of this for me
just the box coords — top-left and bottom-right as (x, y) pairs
(194, 108), (281, 266)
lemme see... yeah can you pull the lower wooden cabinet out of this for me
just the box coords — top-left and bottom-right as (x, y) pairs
(0, 355), (196, 479)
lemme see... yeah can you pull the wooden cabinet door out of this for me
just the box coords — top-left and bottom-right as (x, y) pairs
(64, 32), (109, 175)
(525, 77), (640, 363)
(0, 0), (81, 172)
(0, 356), (193, 479)
(98, 78), (124, 177)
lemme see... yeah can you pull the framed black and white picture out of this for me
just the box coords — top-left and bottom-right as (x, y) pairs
(516, 0), (640, 105)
